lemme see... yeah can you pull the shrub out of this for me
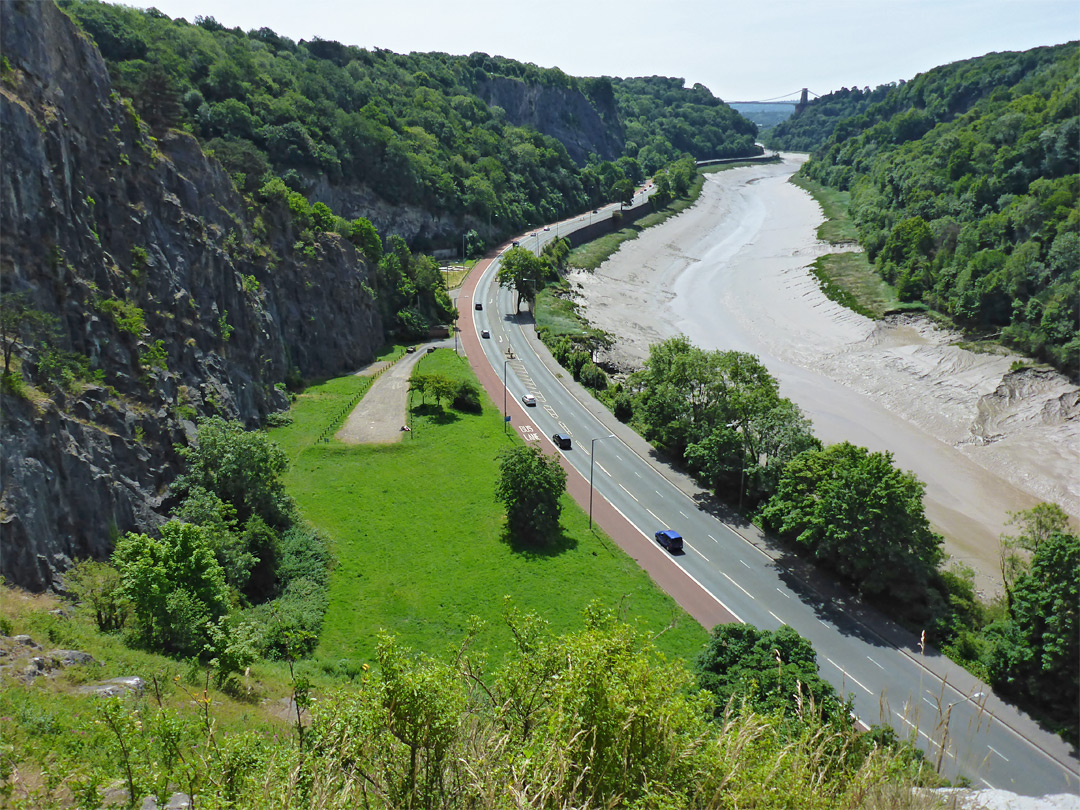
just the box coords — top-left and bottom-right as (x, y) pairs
(613, 391), (634, 422)
(452, 380), (482, 413)
(112, 521), (231, 658)
(64, 559), (128, 632)
(578, 361), (608, 391)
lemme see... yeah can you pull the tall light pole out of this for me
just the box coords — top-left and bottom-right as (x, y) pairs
(589, 433), (616, 528)
(503, 357), (511, 434)
(936, 691), (986, 772)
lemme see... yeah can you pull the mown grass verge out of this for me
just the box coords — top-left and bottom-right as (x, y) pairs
(268, 349), (709, 670)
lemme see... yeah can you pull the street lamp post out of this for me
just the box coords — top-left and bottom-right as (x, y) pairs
(503, 357), (510, 434)
(936, 691), (986, 771)
(589, 434), (616, 528)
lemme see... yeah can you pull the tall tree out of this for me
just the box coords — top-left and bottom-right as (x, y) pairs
(761, 442), (943, 606)
(495, 445), (567, 543)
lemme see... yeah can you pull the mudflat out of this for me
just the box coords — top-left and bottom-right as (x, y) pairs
(570, 154), (1079, 595)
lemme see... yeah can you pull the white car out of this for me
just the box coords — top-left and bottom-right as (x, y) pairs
(521, 393), (537, 406)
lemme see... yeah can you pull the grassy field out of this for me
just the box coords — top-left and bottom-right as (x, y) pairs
(269, 349), (709, 669)
(808, 252), (904, 320)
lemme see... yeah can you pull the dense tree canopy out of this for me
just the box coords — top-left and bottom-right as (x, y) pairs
(799, 43), (1079, 374)
(760, 442), (944, 607)
(696, 623), (849, 724)
(766, 85), (892, 152)
(59, 0), (759, 251)
(986, 527), (1078, 731)
(495, 445), (567, 542)
(628, 337), (819, 506)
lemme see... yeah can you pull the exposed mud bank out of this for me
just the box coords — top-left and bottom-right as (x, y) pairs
(569, 155), (1079, 595)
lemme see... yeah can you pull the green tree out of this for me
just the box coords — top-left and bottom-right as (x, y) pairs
(112, 521), (231, 657)
(348, 217), (383, 263)
(495, 445), (567, 542)
(173, 416), (294, 531)
(761, 442), (943, 606)
(998, 502), (1073, 608)
(64, 559), (128, 632)
(611, 177), (634, 208)
(695, 624), (849, 724)
(496, 246), (544, 312)
(986, 529), (1078, 730)
(0, 291), (57, 375)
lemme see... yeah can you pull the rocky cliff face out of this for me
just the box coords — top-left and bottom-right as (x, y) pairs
(473, 76), (624, 165)
(0, 0), (383, 590)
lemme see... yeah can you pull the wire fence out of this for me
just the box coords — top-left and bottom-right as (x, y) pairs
(315, 350), (406, 443)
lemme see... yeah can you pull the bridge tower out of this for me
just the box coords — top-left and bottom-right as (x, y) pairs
(794, 87), (809, 115)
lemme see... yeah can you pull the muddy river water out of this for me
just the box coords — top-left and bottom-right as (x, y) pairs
(570, 154), (1079, 595)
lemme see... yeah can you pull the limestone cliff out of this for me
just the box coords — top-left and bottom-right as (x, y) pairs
(472, 76), (625, 165)
(0, 0), (383, 590)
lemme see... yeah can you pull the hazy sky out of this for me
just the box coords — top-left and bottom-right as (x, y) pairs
(134, 0), (1077, 100)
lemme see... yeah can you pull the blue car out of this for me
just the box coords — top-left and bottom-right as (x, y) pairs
(654, 529), (683, 553)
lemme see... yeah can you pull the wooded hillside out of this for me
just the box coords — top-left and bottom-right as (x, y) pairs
(58, 0), (760, 250)
(802, 43), (1078, 375)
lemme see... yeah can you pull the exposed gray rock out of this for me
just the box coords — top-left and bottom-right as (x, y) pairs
(12, 635), (39, 648)
(140, 793), (192, 810)
(473, 75), (624, 165)
(0, 1), (383, 591)
(79, 675), (145, 698)
(48, 649), (97, 666)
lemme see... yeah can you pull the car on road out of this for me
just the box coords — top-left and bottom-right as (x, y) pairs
(592, 209), (599, 214)
(475, 301), (483, 310)
(552, 432), (572, 449)
(405, 346), (416, 353)
(654, 529), (683, 553)
(543, 226), (550, 231)
(521, 393), (536, 406)
(481, 329), (490, 338)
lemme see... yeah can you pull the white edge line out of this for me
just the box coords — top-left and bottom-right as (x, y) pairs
(618, 483), (638, 501)
(720, 571), (754, 599)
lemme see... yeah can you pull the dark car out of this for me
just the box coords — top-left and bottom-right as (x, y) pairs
(654, 529), (683, 553)
(475, 301), (483, 310)
(552, 432), (572, 449)
(481, 329), (491, 339)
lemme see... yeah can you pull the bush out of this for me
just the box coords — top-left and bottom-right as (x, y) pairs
(244, 577), (327, 658)
(452, 380), (482, 413)
(112, 521), (231, 658)
(64, 559), (128, 632)
(613, 391), (634, 422)
(578, 361), (607, 391)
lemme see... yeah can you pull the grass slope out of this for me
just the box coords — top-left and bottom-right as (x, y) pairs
(269, 349), (708, 668)
(790, 173), (909, 319)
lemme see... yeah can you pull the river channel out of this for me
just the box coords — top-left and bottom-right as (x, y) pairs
(570, 154), (1079, 595)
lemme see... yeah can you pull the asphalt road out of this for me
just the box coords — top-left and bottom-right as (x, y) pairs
(457, 207), (1080, 797)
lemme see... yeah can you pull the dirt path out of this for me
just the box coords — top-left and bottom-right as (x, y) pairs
(569, 155), (1079, 596)
(336, 350), (431, 444)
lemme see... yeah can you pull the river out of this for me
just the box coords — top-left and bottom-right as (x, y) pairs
(569, 154), (1080, 595)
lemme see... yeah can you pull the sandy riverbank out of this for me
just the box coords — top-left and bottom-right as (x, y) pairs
(569, 154), (1079, 595)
